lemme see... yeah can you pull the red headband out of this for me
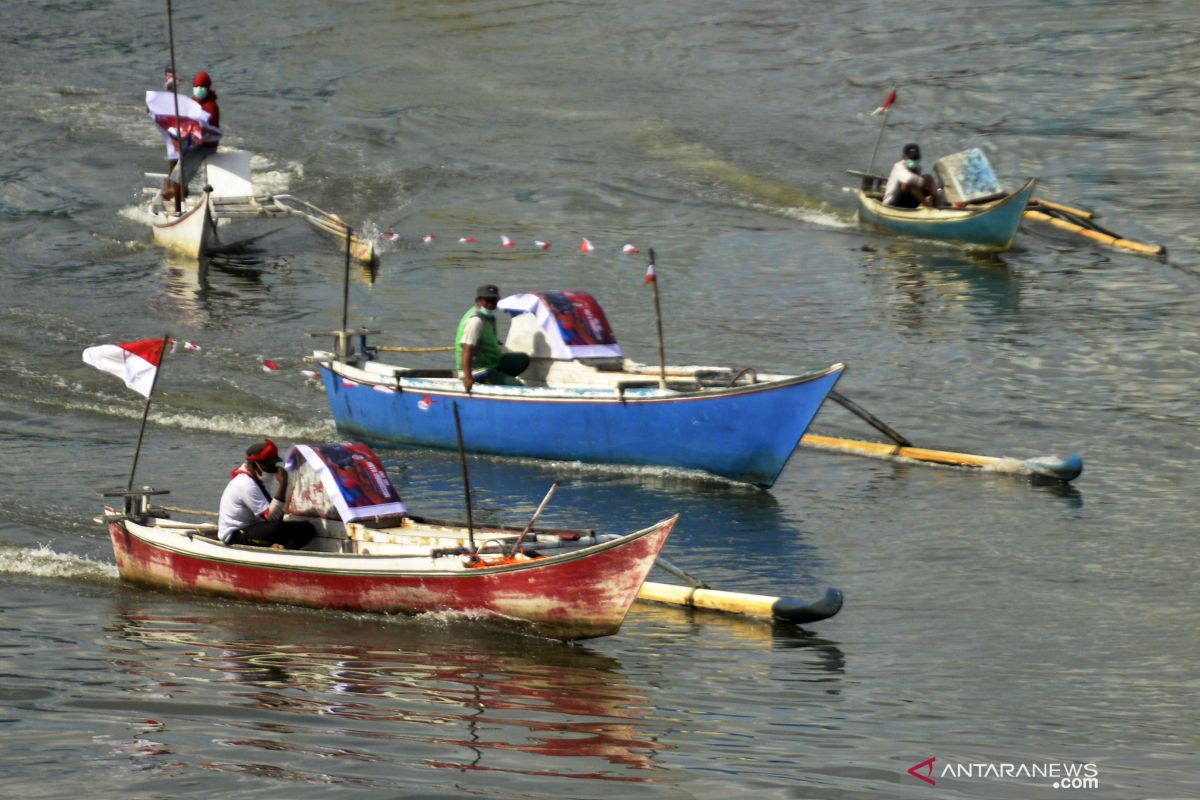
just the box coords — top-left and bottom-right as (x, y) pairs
(247, 439), (279, 463)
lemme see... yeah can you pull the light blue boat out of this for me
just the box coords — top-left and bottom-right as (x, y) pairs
(313, 291), (845, 488)
(856, 177), (1037, 252)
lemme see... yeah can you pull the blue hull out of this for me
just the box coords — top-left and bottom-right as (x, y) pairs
(857, 178), (1037, 251)
(320, 363), (845, 488)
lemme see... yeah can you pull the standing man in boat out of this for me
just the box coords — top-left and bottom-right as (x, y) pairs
(218, 439), (315, 550)
(457, 284), (530, 392)
(883, 143), (940, 208)
(164, 70), (222, 202)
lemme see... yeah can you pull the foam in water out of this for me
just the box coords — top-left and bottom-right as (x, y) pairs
(0, 543), (118, 582)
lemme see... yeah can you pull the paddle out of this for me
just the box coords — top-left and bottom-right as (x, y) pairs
(506, 480), (560, 557)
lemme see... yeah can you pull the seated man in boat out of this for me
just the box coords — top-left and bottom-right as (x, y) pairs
(218, 439), (315, 550)
(883, 143), (941, 208)
(457, 284), (530, 392)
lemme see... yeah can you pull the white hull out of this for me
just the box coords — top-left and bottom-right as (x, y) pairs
(150, 192), (216, 258)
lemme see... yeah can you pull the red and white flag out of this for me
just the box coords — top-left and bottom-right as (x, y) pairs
(82, 338), (167, 398)
(622, 243), (639, 254)
(872, 89), (897, 116)
(501, 235), (515, 249)
(580, 237), (594, 253)
(644, 263), (656, 284)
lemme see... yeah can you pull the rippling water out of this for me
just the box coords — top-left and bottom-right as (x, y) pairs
(2, 1), (1198, 797)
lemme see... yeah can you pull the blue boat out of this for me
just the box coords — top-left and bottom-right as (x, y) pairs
(313, 291), (845, 488)
(856, 177), (1037, 252)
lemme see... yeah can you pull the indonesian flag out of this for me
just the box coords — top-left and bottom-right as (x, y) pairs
(82, 338), (167, 398)
(644, 262), (656, 284)
(872, 89), (897, 116)
(146, 90), (222, 158)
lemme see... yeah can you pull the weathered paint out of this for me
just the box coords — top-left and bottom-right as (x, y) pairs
(150, 192), (216, 258)
(108, 514), (677, 641)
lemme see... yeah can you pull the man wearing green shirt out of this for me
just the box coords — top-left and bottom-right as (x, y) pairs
(456, 284), (530, 392)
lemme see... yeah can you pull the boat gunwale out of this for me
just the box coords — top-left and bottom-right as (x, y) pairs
(110, 512), (680, 578)
(319, 360), (847, 405)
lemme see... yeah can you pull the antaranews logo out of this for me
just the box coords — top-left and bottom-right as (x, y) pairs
(907, 756), (1099, 790)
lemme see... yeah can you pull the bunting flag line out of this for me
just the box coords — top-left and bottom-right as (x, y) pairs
(381, 229), (644, 255)
(872, 88), (897, 116)
(82, 338), (168, 398)
(644, 262), (656, 284)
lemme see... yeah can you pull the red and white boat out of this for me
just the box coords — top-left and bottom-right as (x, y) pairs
(102, 443), (676, 641)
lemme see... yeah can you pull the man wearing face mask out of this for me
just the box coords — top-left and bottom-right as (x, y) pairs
(456, 284), (530, 392)
(218, 439), (315, 550)
(191, 71), (220, 129)
(164, 70), (223, 201)
(883, 143), (940, 208)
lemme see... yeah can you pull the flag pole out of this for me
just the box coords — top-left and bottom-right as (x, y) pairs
(340, 224), (352, 362)
(866, 87), (897, 178)
(165, 0), (183, 212)
(126, 334), (171, 492)
(451, 401), (477, 553)
(648, 248), (667, 390)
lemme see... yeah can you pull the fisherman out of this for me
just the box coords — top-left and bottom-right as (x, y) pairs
(163, 70), (222, 202)
(218, 439), (315, 550)
(456, 284), (530, 392)
(883, 143), (940, 208)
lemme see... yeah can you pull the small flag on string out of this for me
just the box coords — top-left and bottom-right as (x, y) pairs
(534, 240), (551, 250)
(182, 341), (201, 351)
(644, 262), (656, 284)
(82, 338), (167, 398)
(622, 243), (639, 254)
(417, 396), (433, 411)
(300, 369), (317, 379)
(501, 235), (515, 249)
(459, 236), (478, 244)
(580, 238), (594, 253)
(259, 357), (281, 372)
(422, 233), (436, 244)
(872, 88), (897, 116)
(381, 229), (399, 241)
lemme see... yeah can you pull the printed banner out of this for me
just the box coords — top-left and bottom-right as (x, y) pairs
(284, 443), (406, 522)
(498, 290), (623, 360)
(146, 90), (223, 159)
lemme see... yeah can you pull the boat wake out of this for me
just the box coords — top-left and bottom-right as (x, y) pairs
(0, 543), (117, 583)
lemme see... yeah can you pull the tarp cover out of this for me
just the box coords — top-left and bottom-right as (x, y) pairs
(284, 443), (407, 522)
(498, 290), (622, 360)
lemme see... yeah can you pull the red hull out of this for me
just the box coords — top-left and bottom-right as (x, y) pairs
(108, 515), (676, 640)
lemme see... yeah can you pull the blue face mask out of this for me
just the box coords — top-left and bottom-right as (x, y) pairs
(193, 86), (209, 100)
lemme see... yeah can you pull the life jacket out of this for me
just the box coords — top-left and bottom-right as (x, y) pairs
(455, 306), (500, 374)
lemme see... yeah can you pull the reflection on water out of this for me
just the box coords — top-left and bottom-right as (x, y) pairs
(105, 600), (667, 784)
(861, 244), (1021, 326)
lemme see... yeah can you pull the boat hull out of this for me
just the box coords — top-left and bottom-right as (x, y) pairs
(108, 514), (677, 641)
(319, 363), (845, 488)
(150, 192), (216, 258)
(856, 178), (1037, 251)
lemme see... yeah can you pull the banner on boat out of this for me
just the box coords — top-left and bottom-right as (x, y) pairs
(145, 90), (223, 159)
(284, 443), (407, 522)
(498, 290), (622, 360)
